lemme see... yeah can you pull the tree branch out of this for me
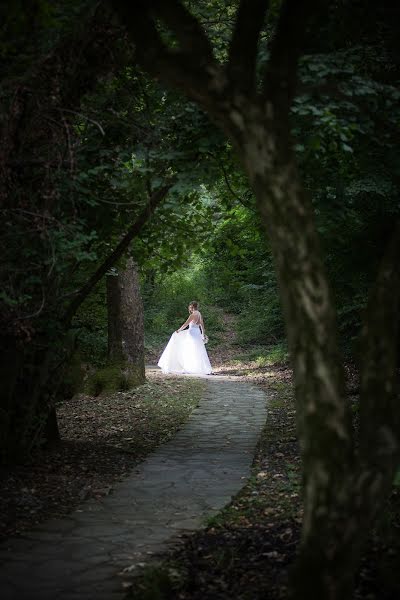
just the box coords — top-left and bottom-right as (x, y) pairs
(359, 221), (400, 470)
(228, 0), (270, 93)
(263, 0), (317, 112)
(58, 108), (105, 136)
(208, 151), (257, 212)
(63, 185), (171, 324)
(111, 0), (219, 106)
(152, 0), (214, 62)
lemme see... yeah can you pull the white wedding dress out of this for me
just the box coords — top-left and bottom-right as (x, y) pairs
(158, 321), (212, 375)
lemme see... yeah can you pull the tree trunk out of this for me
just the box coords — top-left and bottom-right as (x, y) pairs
(0, 340), (57, 463)
(234, 120), (399, 599)
(230, 118), (357, 598)
(42, 407), (61, 447)
(106, 259), (145, 386)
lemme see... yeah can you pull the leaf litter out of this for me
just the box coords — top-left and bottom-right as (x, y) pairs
(0, 373), (203, 540)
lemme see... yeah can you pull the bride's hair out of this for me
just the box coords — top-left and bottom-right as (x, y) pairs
(189, 301), (199, 309)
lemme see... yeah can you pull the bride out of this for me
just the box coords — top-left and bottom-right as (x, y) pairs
(158, 301), (212, 375)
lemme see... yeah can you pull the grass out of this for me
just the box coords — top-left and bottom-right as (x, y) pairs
(126, 565), (183, 600)
(234, 342), (289, 367)
(84, 363), (145, 396)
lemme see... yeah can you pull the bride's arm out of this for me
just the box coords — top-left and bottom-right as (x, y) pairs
(200, 314), (206, 337)
(176, 315), (193, 333)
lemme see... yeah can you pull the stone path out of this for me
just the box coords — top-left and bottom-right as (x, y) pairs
(0, 374), (267, 600)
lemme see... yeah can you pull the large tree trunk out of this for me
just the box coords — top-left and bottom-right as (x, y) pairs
(235, 119), (400, 599)
(106, 258), (145, 386)
(235, 123), (353, 597)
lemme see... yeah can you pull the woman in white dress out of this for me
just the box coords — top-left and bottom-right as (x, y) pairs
(158, 301), (212, 375)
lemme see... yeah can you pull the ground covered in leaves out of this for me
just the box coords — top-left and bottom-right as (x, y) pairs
(0, 373), (204, 540)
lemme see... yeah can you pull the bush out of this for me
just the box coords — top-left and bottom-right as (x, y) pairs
(236, 294), (284, 345)
(235, 342), (289, 366)
(85, 363), (144, 396)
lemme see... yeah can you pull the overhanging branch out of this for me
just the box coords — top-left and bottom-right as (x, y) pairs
(111, 0), (218, 106)
(152, 0), (214, 62)
(63, 185), (171, 324)
(263, 0), (317, 111)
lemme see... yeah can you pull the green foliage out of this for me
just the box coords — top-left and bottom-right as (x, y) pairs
(235, 343), (289, 367)
(2, 0), (400, 464)
(143, 260), (211, 349)
(290, 43), (400, 351)
(236, 292), (284, 346)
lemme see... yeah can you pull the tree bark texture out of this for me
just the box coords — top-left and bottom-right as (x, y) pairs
(229, 117), (353, 598)
(106, 259), (145, 386)
(225, 97), (399, 600)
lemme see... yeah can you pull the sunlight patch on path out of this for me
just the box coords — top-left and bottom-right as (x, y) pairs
(0, 369), (267, 600)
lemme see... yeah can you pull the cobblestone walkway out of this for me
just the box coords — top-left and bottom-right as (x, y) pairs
(0, 375), (267, 600)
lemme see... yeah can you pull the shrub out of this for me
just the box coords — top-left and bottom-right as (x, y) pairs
(236, 294), (284, 345)
(85, 363), (144, 396)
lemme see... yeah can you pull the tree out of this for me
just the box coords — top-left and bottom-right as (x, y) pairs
(0, 3), (132, 461)
(111, 1), (400, 597)
(0, 4), (177, 460)
(106, 258), (145, 386)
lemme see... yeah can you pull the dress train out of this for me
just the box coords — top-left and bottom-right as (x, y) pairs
(158, 322), (212, 375)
